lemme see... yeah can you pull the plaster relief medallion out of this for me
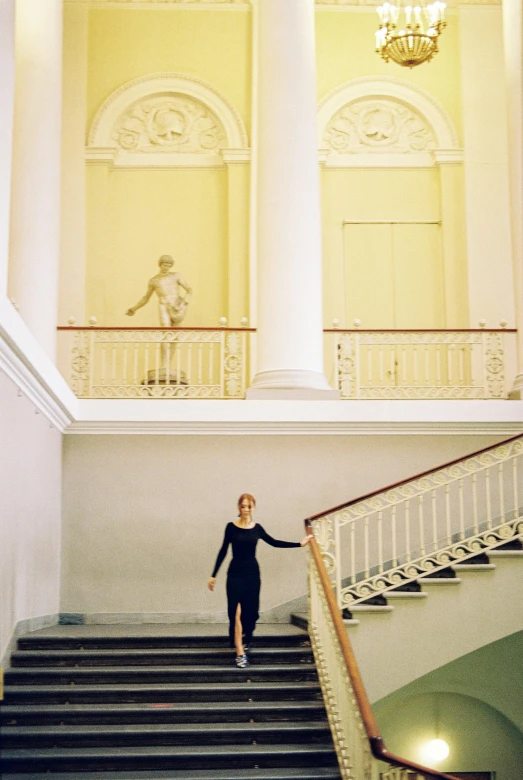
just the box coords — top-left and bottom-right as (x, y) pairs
(323, 98), (436, 154)
(113, 94), (227, 154)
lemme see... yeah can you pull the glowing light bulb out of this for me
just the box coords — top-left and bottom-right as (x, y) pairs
(420, 739), (450, 764)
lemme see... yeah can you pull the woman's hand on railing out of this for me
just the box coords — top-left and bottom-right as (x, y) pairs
(300, 534), (314, 546)
(207, 577), (216, 591)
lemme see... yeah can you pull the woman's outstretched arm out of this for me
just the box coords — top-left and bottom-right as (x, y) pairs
(258, 524), (312, 548)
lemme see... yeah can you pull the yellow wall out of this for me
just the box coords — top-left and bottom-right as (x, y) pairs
(316, 10), (466, 329)
(315, 9), (463, 137)
(84, 8), (251, 327)
(78, 7), (471, 331)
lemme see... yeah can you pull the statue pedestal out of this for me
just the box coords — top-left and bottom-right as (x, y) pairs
(142, 368), (188, 386)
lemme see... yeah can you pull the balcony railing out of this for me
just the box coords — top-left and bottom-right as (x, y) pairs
(57, 327), (252, 399)
(57, 327), (516, 400)
(326, 328), (516, 400)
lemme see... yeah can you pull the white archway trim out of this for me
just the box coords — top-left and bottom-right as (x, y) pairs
(317, 76), (462, 168)
(87, 72), (249, 168)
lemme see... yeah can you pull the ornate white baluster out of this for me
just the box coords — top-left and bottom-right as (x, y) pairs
(436, 344), (441, 386)
(448, 343), (453, 386)
(472, 473), (479, 535)
(418, 494), (425, 556)
(379, 344), (384, 386)
(405, 500), (411, 562)
(334, 515), (342, 600)
(401, 344), (407, 385)
(197, 342), (203, 385)
(485, 467), (492, 530)
(154, 343), (161, 384)
(144, 342), (149, 384)
(101, 343), (106, 387)
(413, 346), (419, 387)
(176, 342), (181, 385)
(445, 484), (451, 544)
(133, 342), (138, 388)
(458, 478), (465, 540)
(165, 341), (171, 385)
(424, 345), (430, 386)
(122, 341), (128, 386)
(187, 343), (193, 386)
(364, 516), (370, 578)
(350, 520), (356, 585)
(391, 505), (398, 566)
(459, 344), (465, 387)
(498, 462), (505, 523)
(111, 342), (117, 385)
(431, 488), (438, 551)
(378, 510), (383, 573)
(513, 456), (520, 519)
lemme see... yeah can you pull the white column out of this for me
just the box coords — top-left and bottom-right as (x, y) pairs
(247, 0), (337, 399)
(459, 7), (514, 332)
(60, 2), (87, 327)
(8, 0), (63, 360)
(502, 0), (523, 397)
(0, 0), (16, 296)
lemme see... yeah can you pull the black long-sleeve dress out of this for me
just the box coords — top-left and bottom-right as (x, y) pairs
(211, 522), (300, 646)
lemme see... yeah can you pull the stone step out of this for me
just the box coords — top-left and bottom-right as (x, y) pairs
(0, 700), (327, 726)
(3, 681), (323, 705)
(17, 635), (309, 652)
(1, 720), (332, 749)
(417, 577), (462, 585)
(0, 767), (341, 780)
(10, 647), (313, 668)
(4, 664), (318, 687)
(0, 743), (339, 773)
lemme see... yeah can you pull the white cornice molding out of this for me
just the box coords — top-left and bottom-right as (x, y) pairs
(65, 399), (523, 435)
(66, 1), (249, 7)
(0, 296), (77, 432)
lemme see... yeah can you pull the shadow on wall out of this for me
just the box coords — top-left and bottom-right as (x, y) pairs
(374, 691), (523, 780)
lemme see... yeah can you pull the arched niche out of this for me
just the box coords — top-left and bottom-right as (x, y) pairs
(317, 76), (461, 168)
(87, 72), (250, 168)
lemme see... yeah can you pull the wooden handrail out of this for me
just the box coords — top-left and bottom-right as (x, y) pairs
(305, 433), (523, 523)
(323, 328), (516, 333)
(57, 326), (256, 332)
(305, 517), (461, 780)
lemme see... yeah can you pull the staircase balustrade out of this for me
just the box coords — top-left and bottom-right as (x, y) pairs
(306, 519), (460, 780)
(307, 434), (523, 609)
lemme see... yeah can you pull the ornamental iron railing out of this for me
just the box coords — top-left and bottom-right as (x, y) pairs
(57, 327), (252, 399)
(326, 328), (516, 399)
(306, 519), (460, 780)
(57, 327), (516, 400)
(307, 435), (523, 609)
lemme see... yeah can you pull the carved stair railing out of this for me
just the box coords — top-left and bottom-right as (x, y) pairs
(306, 517), (460, 780)
(307, 434), (523, 611)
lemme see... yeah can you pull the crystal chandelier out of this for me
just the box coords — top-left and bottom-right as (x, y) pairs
(376, 2), (446, 68)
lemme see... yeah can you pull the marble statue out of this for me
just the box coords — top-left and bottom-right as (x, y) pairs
(126, 255), (192, 326)
(126, 255), (192, 386)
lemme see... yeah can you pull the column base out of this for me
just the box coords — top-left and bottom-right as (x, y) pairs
(508, 372), (523, 400)
(246, 369), (340, 400)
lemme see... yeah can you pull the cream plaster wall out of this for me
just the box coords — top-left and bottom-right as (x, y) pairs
(348, 556), (523, 704)
(0, 370), (62, 662)
(83, 7), (251, 328)
(61, 433), (505, 619)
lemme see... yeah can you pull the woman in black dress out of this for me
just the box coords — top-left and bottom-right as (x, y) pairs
(208, 494), (312, 668)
